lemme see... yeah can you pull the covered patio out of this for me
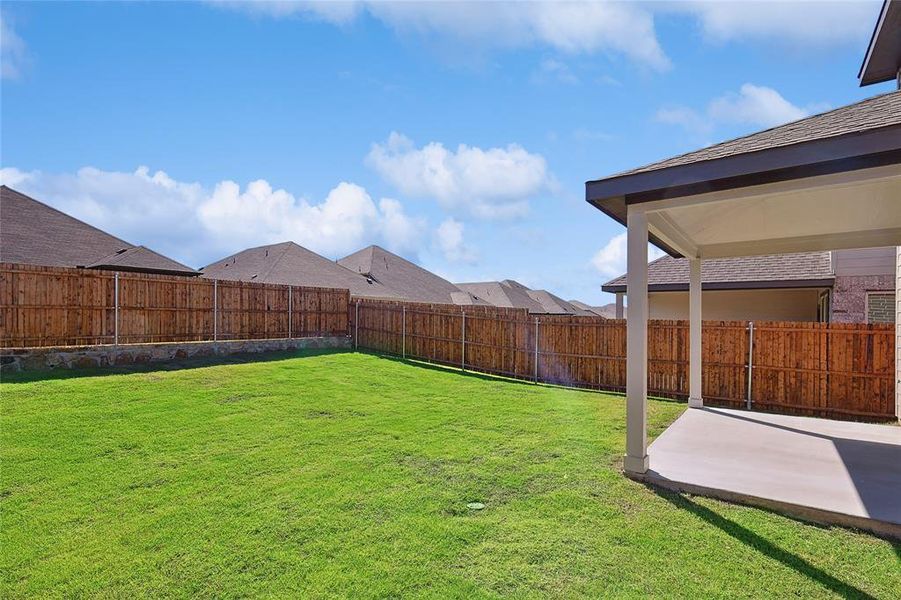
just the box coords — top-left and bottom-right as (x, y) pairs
(647, 407), (901, 538)
(586, 90), (901, 537)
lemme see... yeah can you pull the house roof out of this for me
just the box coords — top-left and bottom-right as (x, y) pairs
(601, 251), (835, 293)
(201, 241), (399, 298)
(568, 300), (610, 318)
(859, 0), (901, 86)
(338, 245), (487, 305)
(456, 279), (591, 315)
(456, 280), (546, 313)
(585, 91), (901, 257)
(0, 185), (198, 276)
(525, 287), (593, 315)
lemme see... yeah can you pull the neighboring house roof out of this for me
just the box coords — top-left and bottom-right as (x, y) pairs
(525, 287), (592, 315)
(859, 0), (900, 86)
(456, 280), (546, 314)
(569, 300), (611, 318)
(602, 252), (835, 293)
(456, 279), (591, 315)
(0, 185), (198, 276)
(585, 91), (901, 257)
(593, 303), (626, 319)
(338, 245), (487, 305)
(201, 241), (399, 298)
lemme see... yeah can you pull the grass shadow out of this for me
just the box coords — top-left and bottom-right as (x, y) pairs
(649, 486), (890, 599)
(0, 347), (348, 384)
(362, 350), (685, 405)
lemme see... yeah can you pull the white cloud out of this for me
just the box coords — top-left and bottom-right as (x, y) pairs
(677, 0), (875, 47)
(212, 1), (670, 70)
(211, 1), (873, 72)
(572, 128), (615, 142)
(531, 58), (579, 85)
(435, 218), (477, 264)
(656, 83), (819, 136)
(654, 106), (714, 136)
(366, 132), (553, 220)
(708, 83), (809, 127)
(208, 0), (362, 23)
(1, 13), (29, 80)
(591, 232), (665, 279)
(0, 166), (424, 267)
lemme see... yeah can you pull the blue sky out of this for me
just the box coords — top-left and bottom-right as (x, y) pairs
(1, 1), (894, 304)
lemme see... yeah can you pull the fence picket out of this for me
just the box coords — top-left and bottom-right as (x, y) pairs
(350, 298), (894, 421)
(0, 263), (349, 348)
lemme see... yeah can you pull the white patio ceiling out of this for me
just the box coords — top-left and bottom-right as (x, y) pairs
(638, 163), (901, 259)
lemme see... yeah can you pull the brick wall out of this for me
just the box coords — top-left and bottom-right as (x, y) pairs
(867, 293), (895, 323)
(831, 274), (894, 323)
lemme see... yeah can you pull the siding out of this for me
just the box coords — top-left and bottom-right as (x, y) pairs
(832, 247), (896, 277)
(648, 288), (822, 322)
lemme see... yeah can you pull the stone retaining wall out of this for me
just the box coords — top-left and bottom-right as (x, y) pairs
(0, 336), (351, 373)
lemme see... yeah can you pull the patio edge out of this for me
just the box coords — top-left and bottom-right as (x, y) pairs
(626, 470), (901, 542)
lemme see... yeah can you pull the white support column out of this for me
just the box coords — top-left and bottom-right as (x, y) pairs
(895, 246), (900, 422)
(624, 209), (649, 474)
(688, 257), (703, 408)
(615, 292), (624, 319)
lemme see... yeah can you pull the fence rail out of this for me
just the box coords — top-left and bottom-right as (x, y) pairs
(351, 298), (896, 421)
(0, 263), (350, 348)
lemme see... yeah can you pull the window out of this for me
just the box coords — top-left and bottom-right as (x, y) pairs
(866, 292), (895, 324)
(817, 291), (830, 323)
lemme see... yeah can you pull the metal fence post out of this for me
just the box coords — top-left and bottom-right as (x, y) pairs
(114, 272), (119, 346)
(288, 286), (293, 339)
(746, 321), (754, 409)
(213, 279), (218, 342)
(355, 300), (360, 349)
(461, 311), (466, 371)
(534, 317), (540, 383)
(402, 305), (406, 359)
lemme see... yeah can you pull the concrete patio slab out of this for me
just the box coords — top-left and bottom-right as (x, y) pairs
(635, 407), (901, 539)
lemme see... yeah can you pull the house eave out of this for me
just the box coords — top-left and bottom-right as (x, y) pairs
(601, 278), (835, 294)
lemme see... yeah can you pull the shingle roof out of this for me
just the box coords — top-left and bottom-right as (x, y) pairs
(338, 245), (487, 305)
(612, 91), (901, 177)
(201, 241), (399, 298)
(456, 280), (546, 313)
(524, 287), (592, 315)
(602, 251), (835, 293)
(87, 246), (199, 274)
(0, 185), (197, 275)
(568, 300), (611, 318)
(456, 280), (591, 315)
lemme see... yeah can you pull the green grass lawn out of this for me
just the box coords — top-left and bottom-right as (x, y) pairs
(2, 350), (899, 598)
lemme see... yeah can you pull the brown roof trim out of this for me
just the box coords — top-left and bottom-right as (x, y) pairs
(587, 126), (901, 207)
(86, 264), (200, 277)
(859, 0), (898, 86)
(602, 278), (835, 294)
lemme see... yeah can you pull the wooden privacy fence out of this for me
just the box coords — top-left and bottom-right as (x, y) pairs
(0, 263), (350, 348)
(351, 298), (896, 421)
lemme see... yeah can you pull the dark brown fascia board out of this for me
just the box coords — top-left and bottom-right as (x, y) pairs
(601, 278), (835, 294)
(87, 265), (200, 277)
(586, 125), (901, 207)
(858, 0), (896, 86)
